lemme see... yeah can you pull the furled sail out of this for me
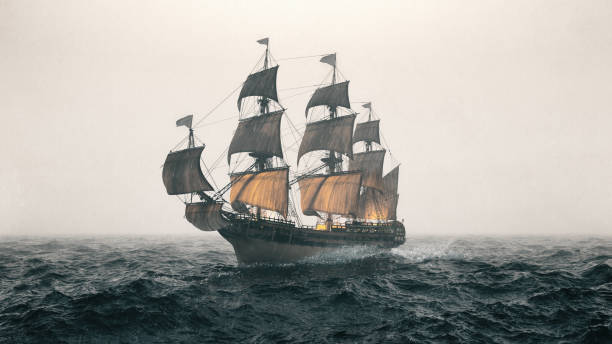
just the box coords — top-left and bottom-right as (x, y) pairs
(237, 66), (279, 111)
(298, 172), (362, 217)
(353, 120), (380, 145)
(348, 150), (386, 191)
(185, 202), (228, 231)
(227, 110), (284, 163)
(231, 201), (249, 214)
(305, 81), (350, 116)
(162, 146), (214, 195)
(297, 114), (356, 164)
(230, 168), (289, 217)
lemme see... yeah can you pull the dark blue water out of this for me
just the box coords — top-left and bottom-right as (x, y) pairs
(1, 236), (610, 343)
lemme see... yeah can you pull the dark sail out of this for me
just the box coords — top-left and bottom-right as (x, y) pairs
(237, 66), (279, 111)
(227, 110), (284, 163)
(348, 150), (386, 191)
(230, 168), (289, 218)
(383, 166), (400, 220)
(162, 146), (214, 195)
(297, 114), (356, 165)
(305, 81), (350, 116)
(387, 194), (399, 220)
(353, 120), (380, 145)
(185, 202), (228, 231)
(298, 172), (362, 217)
(231, 201), (249, 214)
(383, 166), (399, 195)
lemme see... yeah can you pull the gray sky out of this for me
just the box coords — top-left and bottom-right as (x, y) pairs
(1, 0), (611, 236)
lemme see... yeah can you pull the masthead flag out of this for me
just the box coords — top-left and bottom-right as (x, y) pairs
(320, 53), (336, 67)
(257, 37), (269, 46)
(362, 102), (372, 109)
(176, 115), (193, 129)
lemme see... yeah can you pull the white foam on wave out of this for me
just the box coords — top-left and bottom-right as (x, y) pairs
(239, 239), (468, 267)
(391, 239), (466, 263)
(300, 245), (386, 265)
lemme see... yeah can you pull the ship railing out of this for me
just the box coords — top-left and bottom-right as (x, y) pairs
(234, 213), (296, 226)
(232, 213), (397, 234)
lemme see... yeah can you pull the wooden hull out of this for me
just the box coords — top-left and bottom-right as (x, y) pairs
(217, 215), (405, 264)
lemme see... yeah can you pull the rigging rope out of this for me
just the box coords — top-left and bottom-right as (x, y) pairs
(170, 135), (189, 152)
(170, 50), (267, 151)
(192, 115), (238, 129)
(276, 53), (328, 61)
(369, 109), (399, 165)
(282, 88), (319, 100)
(279, 84), (322, 92)
(208, 146), (229, 173)
(192, 83), (243, 129)
(195, 136), (220, 190)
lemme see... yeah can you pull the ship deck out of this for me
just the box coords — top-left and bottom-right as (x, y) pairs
(220, 212), (405, 247)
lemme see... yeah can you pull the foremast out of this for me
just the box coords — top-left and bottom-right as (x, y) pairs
(253, 39), (271, 218)
(161, 115), (228, 231)
(322, 57), (340, 227)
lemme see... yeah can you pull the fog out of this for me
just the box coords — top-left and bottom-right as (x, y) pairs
(1, 0), (611, 236)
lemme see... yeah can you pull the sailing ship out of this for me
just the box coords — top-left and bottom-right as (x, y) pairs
(162, 38), (405, 263)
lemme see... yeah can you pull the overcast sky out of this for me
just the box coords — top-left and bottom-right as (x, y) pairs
(1, 0), (611, 236)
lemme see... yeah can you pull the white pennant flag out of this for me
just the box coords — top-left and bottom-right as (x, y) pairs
(320, 53), (336, 67)
(176, 115), (193, 129)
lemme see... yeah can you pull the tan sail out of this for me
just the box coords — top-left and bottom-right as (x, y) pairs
(162, 146), (214, 195)
(298, 172), (362, 217)
(349, 150), (386, 191)
(305, 81), (351, 116)
(358, 188), (387, 220)
(230, 168), (289, 217)
(358, 188), (399, 220)
(297, 114), (356, 165)
(185, 202), (228, 231)
(353, 120), (380, 144)
(227, 110), (284, 163)
(237, 66), (279, 111)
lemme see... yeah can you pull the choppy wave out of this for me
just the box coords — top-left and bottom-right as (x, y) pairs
(0, 236), (611, 343)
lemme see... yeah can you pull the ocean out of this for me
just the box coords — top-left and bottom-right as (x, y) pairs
(0, 235), (610, 343)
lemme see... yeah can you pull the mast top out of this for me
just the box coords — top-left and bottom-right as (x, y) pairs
(257, 37), (270, 70)
(362, 102), (372, 121)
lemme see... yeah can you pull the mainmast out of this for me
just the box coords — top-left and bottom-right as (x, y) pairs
(227, 37), (289, 220)
(258, 39), (270, 119)
(254, 38), (270, 218)
(298, 53), (361, 224)
(325, 56), (338, 226)
(323, 54), (341, 174)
